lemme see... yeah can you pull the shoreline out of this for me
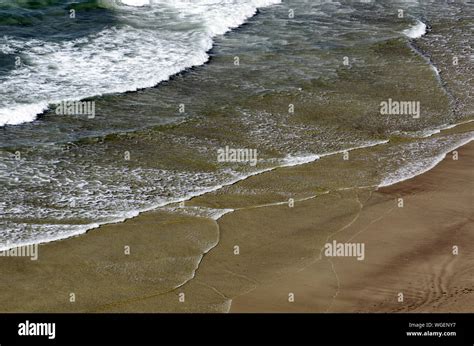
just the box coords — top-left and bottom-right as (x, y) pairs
(0, 138), (386, 252)
(2, 122), (472, 252)
(229, 140), (474, 313)
(0, 129), (472, 312)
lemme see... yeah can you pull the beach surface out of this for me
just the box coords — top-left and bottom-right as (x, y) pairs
(230, 140), (474, 313)
(0, 136), (472, 313)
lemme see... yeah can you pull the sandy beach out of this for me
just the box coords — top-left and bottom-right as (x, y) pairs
(231, 140), (474, 313)
(0, 123), (472, 313)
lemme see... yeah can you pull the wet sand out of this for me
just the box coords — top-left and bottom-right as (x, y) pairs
(231, 140), (474, 312)
(0, 138), (472, 313)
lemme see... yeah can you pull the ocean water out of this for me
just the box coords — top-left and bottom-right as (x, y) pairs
(0, 0), (281, 126)
(0, 0), (473, 250)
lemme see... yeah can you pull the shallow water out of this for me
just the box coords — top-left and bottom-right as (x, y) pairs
(0, 0), (473, 250)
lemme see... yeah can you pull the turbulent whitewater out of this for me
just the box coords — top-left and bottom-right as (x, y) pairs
(0, 0), (280, 126)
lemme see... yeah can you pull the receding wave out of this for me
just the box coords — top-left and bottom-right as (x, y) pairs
(403, 19), (427, 39)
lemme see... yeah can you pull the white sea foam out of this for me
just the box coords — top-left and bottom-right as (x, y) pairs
(403, 19), (427, 39)
(120, 0), (150, 6)
(163, 206), (235, 220)
(281, 140), (390, 166)
(0, 102), (49, 126)
(379, 133), (474, 188)
(0, 139), (390, 251)
(431, 65), (440, 76)
(0, 0), (281, 126)
(4, 134), (471, 251)
(396, 119), (474, 139)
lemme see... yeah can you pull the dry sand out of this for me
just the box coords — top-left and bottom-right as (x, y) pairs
(0, 138), (472, 313)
